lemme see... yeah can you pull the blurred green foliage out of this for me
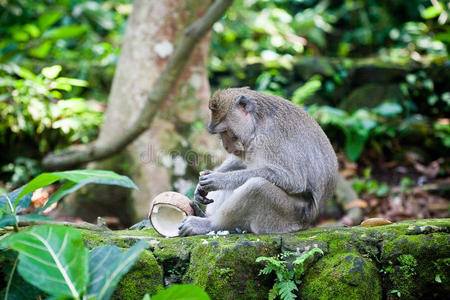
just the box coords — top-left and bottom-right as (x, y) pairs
(209, 0), (450, 164)
(0, 63), (102, 187)
(0, 0), (131, 186)
(353, 168), (390, 197)
(0, 0), (131, 100)
(0, 0), (449, 187)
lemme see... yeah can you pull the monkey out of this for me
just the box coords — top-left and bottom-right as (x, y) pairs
(179, 87), (338, 236)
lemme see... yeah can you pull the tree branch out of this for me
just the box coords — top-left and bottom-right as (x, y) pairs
(42, 0), (233, 170)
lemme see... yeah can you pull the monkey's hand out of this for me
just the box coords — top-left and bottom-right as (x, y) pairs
(199, 170), (225, 192)
(194, 183), (213, 205)
(178, 216), (212, 236)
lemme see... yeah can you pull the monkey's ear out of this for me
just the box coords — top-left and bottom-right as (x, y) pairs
(234, 95), (255, 113)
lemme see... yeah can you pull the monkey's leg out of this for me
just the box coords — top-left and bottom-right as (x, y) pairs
(211, 177), (308, 234)
(179, 189), (233, 236)
(204, 189), (233, 216)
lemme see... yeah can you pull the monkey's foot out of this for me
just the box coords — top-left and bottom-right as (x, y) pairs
(178, 216), (212, 236)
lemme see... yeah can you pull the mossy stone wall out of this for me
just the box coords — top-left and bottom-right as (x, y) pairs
(79, 219), (449, 299)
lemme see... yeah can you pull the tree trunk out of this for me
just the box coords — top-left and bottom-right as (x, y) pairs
(62, 0), (223, 224)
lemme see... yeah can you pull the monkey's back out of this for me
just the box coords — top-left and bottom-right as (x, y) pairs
(235, 88), (338, 214)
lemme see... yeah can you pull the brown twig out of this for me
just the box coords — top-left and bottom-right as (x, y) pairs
(15, 220), (110, 231)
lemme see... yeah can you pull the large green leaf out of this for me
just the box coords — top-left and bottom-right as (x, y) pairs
(1, 226), (89, 298)
(151, 284), (211, 300)
(17, 169), (138, 205)
(87, 240), (149, 300)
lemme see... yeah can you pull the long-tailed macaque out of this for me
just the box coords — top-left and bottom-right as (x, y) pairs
(179, 87), (338, 235)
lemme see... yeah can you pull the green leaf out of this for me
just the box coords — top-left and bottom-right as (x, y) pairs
(0, 215), (17, 230)
(278, 280), (297, 300)
(292, 76), (322, 106)
(87, 240), (149, 300)
(344, 130), (367, 162)
(293, 248), (323, 263)
(52, 170), (138, 187)
(12, 30), (30, 42)
(434, 32), (450, 43)
(421, 3), (444, 19)
(42, 65), (62, 79)
(36, 181), (76, 213)
(373, 103), (402, 117)
(16, 170), (138, 207)
(15, 173), (61, 205)
(151, 284), (210, 300)
(0, 214), (51, 229)
(14, 66), (38, 81)
(268, 284), (279, 300)
(43, 25), (87, 39)
(0, 185), (33, 215)
(310, 106), (346, 125)
(24, 24), (40, 38)
(435, 274), (442, 283)
(1, 226), (89, 298)
(375, 183), (390, 197)
(29, 41), (53, 58)
(38, 11), (63, 31)
(55, 77), (88, 87)
(39, 175), (137, 214)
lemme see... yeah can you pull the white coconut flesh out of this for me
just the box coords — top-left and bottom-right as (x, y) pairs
(150, 203), (187, 237)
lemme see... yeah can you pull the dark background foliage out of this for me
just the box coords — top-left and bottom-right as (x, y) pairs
(0, 0), (448, 221)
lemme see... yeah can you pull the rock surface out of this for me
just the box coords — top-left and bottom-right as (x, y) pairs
(81, 218), (450, 300)
(1, 219), (448, 299)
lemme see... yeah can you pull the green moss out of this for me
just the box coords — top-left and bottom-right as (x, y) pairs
(112, 250), (164, 299)
(81, 230), (109, 248)
(381, 232), (450, 300)
(185, 238), (278, 300)
(151, 237), (195, 285)
(398, 254), (417, 276)
(81, 229), (163, 250)
(300, 252), (382, 300)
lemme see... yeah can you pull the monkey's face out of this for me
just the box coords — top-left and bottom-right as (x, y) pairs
(220, 131), (245, 157)
(207, 91), (256, 148)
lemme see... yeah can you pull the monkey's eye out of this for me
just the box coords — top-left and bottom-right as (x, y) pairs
(210, 104), (218, 111)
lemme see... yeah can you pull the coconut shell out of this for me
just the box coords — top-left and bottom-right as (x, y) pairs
(149, 192), (194, 237)
(149, 192), (194, 217)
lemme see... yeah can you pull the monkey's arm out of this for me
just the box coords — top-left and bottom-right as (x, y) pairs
(199, 166), (306, 195)
(215, 155), (246, 172)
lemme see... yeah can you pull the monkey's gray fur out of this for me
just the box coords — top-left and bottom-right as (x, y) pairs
(179, 87), (338, 235)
